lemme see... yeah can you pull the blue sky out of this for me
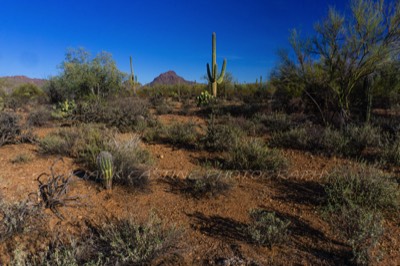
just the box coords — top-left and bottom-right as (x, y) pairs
(0, 0), (350, 84)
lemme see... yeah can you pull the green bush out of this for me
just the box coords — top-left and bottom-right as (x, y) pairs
(0, 112), (22, 147)
(226, 138), (288, 173)
(12, 83), (44, 99)
(270, 123), (382, 157)
(0, 199), (41, 242)
(39, 125), (112, 170)
(165, 122), (199, 148)
(254, 112), (294, 132)
(10, 153), (32, 164)
(270, 126), (311, 150)
(27, 106), (53, 127)
(11, 214), (180, 265)
(74, 97), (153, 133)
(45, 48), (125, 102)
(247, 209), (290, 248)
(95, 214), (180, 265)
(109, 135), (152, 189)
(381, 137), (400, 166)
(330, 205), (384, 265)
(324, 165), (399, 212)
(169, 171), (233, 199)
(202, 115), (243, 151)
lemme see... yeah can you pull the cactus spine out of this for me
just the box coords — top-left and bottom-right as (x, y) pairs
(129, 56), (138, 94)
(97, 151), (113, 190)
(206, 32), (227, 97)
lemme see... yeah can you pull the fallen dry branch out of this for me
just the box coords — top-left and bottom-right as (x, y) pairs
(35, 159), (80, 220)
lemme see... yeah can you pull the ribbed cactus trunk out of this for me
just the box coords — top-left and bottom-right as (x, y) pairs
(130, 56), (137, 94)
(207, 32), (226, 98)
(97, 151), (113, 190)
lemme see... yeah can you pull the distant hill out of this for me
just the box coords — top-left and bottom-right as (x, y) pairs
(147, 71), (194, 86)
(0, 75), (47, 93)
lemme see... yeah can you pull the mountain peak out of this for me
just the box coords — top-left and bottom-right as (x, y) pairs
(148, 71), (193, 86)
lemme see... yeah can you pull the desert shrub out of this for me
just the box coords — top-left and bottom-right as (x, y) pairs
(7, 83), (45, 109)
(12, 214), (180, 265)
(154, 97), (174, 115)
(330, 205), (384, 265)
(39, 130), (78, 156)
(324, 165), (399, 212)
(247, 209), (290, 248)
(73, 96), (153, 133)
(142, 122), (167, 143)
(27, 106), (53, 127)
(254, 112), (294, 132)
(10, 153), (32, 164)
(165, 122), (199, 148)
(12, 83), (44, 99)
(94, 214), (180, 265)
(224, 115), (261, 136)
(168, 172), (233, 199)
(202, 115), (243, 151)
(105, 97), (152, 133)
(270, 126), (311, 150)
(226, 138), (288, 172)
(270, 123), (382, 157)
(0, 200), (41, 241)
(108, 135), (152, 189)
(0, 112), (22, 146)
(38, 125), (112, 170)
(381, 137), (400, 166)
(343, 124), (382, 156)
(45, 48), (125, 102)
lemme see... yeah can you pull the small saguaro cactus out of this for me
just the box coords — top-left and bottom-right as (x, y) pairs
(97, 151), (114, 190)
(129, 56), (138, 94)
(206, 32), (227, 98)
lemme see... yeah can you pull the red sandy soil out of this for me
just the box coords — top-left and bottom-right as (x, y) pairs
(0, 112), (399, 265)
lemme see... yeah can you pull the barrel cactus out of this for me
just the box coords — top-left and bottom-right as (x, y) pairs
(97, 151), (114, 190)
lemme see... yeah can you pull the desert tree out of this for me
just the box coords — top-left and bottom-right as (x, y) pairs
(272, 0), (400, 125)
(45, 48), (126, 102)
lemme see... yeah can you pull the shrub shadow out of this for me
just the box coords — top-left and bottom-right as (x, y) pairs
(188, 212), (251, 243)
(272, 178), (326, 207)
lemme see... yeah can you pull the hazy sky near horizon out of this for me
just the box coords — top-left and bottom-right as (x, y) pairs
(0, 0), (351, 84)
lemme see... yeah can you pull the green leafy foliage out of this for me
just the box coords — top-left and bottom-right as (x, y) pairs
(247, 209), (290, 248)
(226, 138), (288, 173)
(45, 48), (125, 102)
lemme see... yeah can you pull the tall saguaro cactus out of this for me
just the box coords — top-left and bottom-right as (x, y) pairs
(206, 32), (227, 97)
(129, 56), (138, 94)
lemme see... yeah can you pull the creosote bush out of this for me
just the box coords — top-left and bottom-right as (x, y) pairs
(331, 205), (384, 265)
(226, 138), (288, 173)
(27, 106), (53, 127)
(0, 199), (42, 241)
(324, 165), (399, 212)
(95, 214), (180, 265)
(11, 214), (180, 265)
(108, 134), (152, 189)
(164, 122), (199, 148)
(74, 97), (153, 133)
(202, 115), (243, 151)
(270, 123), (382, 157)
(168, 171), (233, 199)
(0, 112), (21, 147)
(39, 124), (112, 170)
(322, 165), (399, 265)
(247, 209), (290, 248)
